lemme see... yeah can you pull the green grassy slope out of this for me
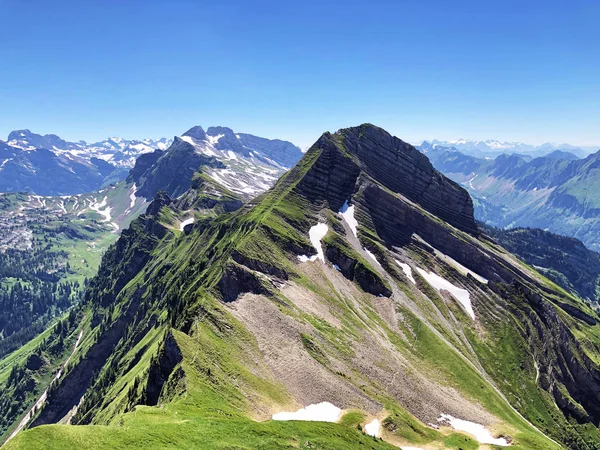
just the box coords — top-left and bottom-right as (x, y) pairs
(7, 126), (600, 449)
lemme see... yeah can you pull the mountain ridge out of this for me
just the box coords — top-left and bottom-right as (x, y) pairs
(424, 138), (598, 159)
(4, 124), (600, 449)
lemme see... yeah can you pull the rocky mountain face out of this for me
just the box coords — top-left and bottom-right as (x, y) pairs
(129, 137), (225, 200)
(421, 142), (600, 251)
(127, 125), (302, 203)
(6, 124), (600, 449)
(300, 127), (477, 234)
(176, 125), (303, 199)
(483, 225), (600, 305)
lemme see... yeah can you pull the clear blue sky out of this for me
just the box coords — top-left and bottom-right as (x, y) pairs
(1, 0), (598, 148)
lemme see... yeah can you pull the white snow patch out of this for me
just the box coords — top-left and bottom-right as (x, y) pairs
(227, 150), (238, 160)
(339, 200), (358, 238)
(365, 419), (380, 437)
(437, 414), (510, 446)
(297, 255), (317, 262)
(181, 135), (217, 156)
(89, 196), (115, 230)
(128, 184), (137, 209)
(179, 217), (194, 231)
(308, 223), (328, 262)
(180, 135), (195, 145)
(272, 402), (341, 422)
(468, 174), (478, 189)
(395, 260), (415, 284)
(364, 249), (381, 266)
(416, 268), (475, 319)
(434, 250), (488, 284)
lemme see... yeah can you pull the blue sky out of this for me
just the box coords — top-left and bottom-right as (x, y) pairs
(1, 0), (598, 148)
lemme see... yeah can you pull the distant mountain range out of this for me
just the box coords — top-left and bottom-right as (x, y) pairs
(6, 129), (172, 168)
(0, 140), (127, 196)
(0, 127), (302, 197)
(423, 138), (598, 159)
(419, 141), (600, 251)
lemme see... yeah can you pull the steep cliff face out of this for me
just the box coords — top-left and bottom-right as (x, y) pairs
(296, 125), (477, 235)
(9, 125), (600, 450)
(484, 225), (600, 303)
(126, 149), (164, 184)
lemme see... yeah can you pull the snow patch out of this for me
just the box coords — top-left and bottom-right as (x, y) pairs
(365, 419), (380, 437)
(433, 250), (488, 284)
(298, 255), (317, 262)
(272, 402), (341, 422)
(468, 174), (478, 189)
(89, 196), (116, 231)
(181, 135), (217, 156)
(395, 260), (415, 284)
(227, 150), (238, 160)
(180, 135), (195, 145)
(298, 223), (328, 262)
(339, 200), (358, 237)
(416, 268), (475, 319)
(437, 414), (510, 446)
(128, 183), (137, 209)
(364, 249), (381, 266)
(308, 223), (328, 262)
(179, 217), (194, 231)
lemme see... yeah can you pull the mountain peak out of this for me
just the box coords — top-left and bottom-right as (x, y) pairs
(7, 129), (33, 141)
(298, 124), (477, 234)
(206, 126), (235, 137)
(182, 126), (207, 141)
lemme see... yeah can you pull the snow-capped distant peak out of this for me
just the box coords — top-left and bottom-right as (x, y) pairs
(447, 138), (469, 145)
(4, 129), (172, 168)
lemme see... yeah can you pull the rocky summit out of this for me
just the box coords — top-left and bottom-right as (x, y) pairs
(3, 125), (600, 450)
(297, 125), (478, 234)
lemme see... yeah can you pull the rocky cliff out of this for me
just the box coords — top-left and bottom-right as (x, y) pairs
(297, 124), (477, 234)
